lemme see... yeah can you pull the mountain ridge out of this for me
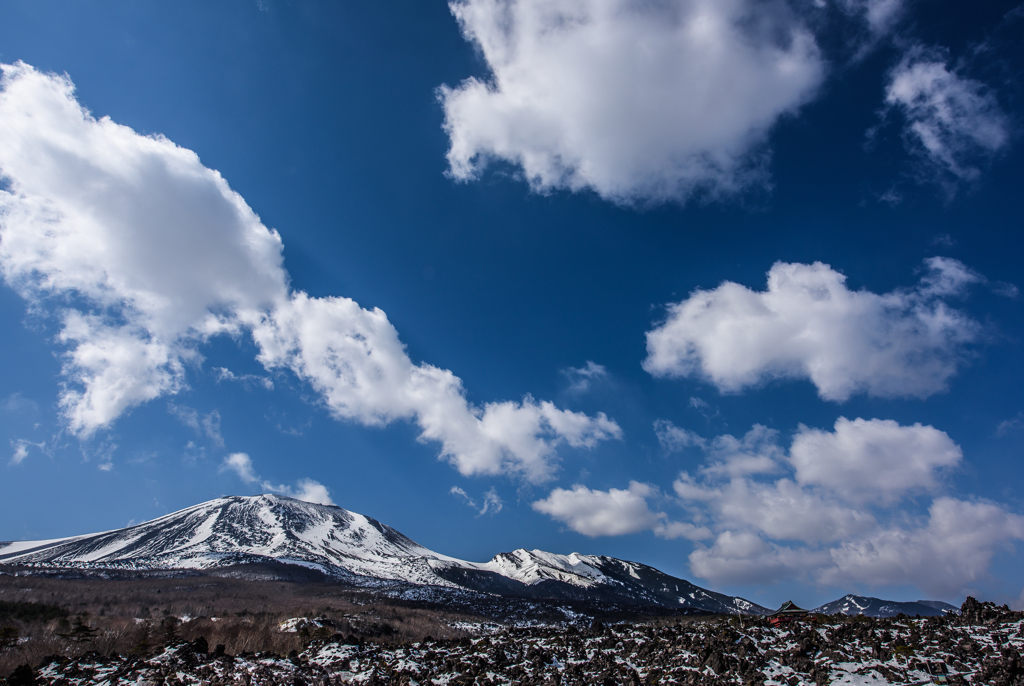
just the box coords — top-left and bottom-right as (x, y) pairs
(812, 594), (959, 617)
(0, 494), (767, 615)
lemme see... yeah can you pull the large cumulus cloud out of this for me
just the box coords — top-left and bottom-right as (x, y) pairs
(0, 62), (620, 482)
(644, 259), (982, 401)
(535, 417), (1024, 597)
(439, 0), (824, 205)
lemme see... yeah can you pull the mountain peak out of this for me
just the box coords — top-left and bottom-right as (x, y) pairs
(813, 594), (957, 617)
(0, 495), (767, 615)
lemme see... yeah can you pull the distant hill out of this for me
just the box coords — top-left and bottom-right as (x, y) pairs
(813, 594), (959, 617)
(0, 493), (768, 616)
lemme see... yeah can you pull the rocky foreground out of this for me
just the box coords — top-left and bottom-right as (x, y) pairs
(5, 598), (1022, 686)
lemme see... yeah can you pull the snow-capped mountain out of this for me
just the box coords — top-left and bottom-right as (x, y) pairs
(813, 594), (958, 617)
(0, 494), (767, 615)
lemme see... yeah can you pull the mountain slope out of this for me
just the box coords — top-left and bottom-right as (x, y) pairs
(813, 594), (957, 617)
(0, 494), (455, 586)
(0, 494), (768, 614)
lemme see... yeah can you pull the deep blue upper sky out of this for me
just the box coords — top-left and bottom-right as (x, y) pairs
(1, 0), (1022, 609)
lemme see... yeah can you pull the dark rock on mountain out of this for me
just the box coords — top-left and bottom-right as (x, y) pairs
(960, 596), (1024, 626)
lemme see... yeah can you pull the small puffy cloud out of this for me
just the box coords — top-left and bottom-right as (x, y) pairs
(885, 46), (1009, 189)
(534, 482), (661, 537)
(562, 361), (608, 394)
(0, 62), (620, 482)
(221, 452), (258, 484)
(791, 417), (962, 503)
(279, 478), (335, 506)
(673, 421), (1024, 596)
(440, 0), (823, 205)
(533, 481), (710, 540)
(644, 259), (981, 401)
(220, 452), (335, 505)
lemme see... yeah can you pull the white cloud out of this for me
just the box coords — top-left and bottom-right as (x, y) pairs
(0, 62), (620, 481)
(821, 498), (1024, 597)
(214, 367), (274, 391)
(0, 61), (289, 436)
(533, 481), (710, 539)
(644, 258), (981, 401)
(10, 441), (29, 465)
(168, 403), (224, 448)
(221, 452), (259, 484)
(220, 452), (335, 505)
(480, 487), (503, 515)
(790, 417), (961, 503)
(654, 419), (706, 453)
(562, 361), (608, 394)
(836, 0), (905, 37)
(276, 478), (335, 506)
(440, 0), (823, 205)
(997, 413), (1024, 436)
(253, 293), (621, 482)
(700, 423), (786, 479)
(689, 531), (829, 585)
(9, 438), (42, 466)
(688, 396), (719, 420)
(671, 421), (1024, 596)
(451, 485), (504, 515)
(885, 46), (1009, 188)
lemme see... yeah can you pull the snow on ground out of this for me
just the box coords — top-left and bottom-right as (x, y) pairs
(22, 598), (1024, 686)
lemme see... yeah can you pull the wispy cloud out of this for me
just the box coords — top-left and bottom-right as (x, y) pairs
(654, 419), (706, 453)
(214, 367), (274, 391)
(883, 45), (1009, 193)
(997, 413), (1024, 436)
(562, 361), (608, 394)
(9, 438), (43, 466)
(450, 486), (503, 516)
(168, 403), (225, 448)
(2, 393), (39, 415)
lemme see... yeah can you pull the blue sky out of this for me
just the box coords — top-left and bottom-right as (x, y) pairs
(1, 0), (1022, 610)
